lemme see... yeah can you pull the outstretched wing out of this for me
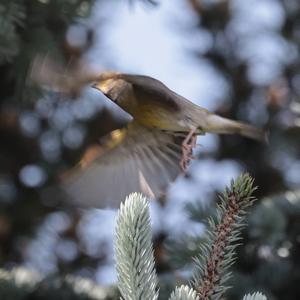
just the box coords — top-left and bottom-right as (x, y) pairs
(61, 122), (185, 208)
(30, 54), (99, 96)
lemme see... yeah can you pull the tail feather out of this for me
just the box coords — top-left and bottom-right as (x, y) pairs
(205, 114), (268, 143)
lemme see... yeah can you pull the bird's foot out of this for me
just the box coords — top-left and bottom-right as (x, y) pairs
(180, 129), (197, 172)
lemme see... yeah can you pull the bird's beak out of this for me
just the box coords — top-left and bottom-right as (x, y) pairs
(92, 82), (99, 90)
(92, 81), (106, 92)
(92, 79), (115, 94)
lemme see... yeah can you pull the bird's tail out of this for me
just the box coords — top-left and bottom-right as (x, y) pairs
(205, 114), (268, 142)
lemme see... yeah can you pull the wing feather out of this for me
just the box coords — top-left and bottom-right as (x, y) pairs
(61, 122), (184, 208)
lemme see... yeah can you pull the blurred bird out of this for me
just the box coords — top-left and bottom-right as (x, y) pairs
(31, 58), (267, 208)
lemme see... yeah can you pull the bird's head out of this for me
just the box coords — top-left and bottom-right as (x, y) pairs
(92, 72), (135, 111)
(92, 71), (121, 96)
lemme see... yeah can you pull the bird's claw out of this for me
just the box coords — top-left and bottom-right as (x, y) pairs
(180, 130), (197, 172)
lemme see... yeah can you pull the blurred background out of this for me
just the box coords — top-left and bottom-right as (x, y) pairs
(0, 0), (299, 299)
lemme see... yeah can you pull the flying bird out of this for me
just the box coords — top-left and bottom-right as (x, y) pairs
(31, 60), (267, 208)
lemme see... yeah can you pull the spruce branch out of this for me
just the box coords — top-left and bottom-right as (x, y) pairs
(115, 193), (158, 300)
(169, 285), (199, 300)
(0, 2), (26, 63)
(192, 174), (257, 300)
(242, 292), (267, 300)
(0, 3), (26, 27)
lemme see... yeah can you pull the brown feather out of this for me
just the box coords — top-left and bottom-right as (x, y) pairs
(61, 122), (184, 208)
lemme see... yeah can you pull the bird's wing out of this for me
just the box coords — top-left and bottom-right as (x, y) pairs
(61, 122), (185, 208)
(30, 54), (98, 95)
(125, 75), (181, 111)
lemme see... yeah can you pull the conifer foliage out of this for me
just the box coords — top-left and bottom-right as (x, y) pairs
(192, 175), (257, 299)
(114, 175), (266, 300)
